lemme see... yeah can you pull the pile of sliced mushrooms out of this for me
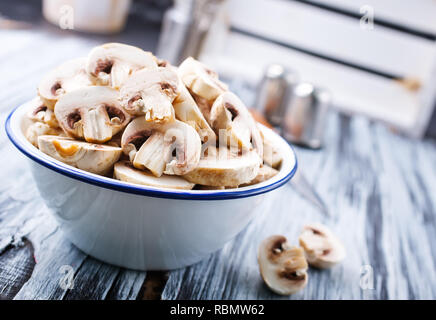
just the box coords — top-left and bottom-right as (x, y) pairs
(25, 43), (282, 190)
(258, 223), (346, 295)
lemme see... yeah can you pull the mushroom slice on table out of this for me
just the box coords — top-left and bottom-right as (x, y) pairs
(178, 57), (228, 101)
(240, 165), (278, 187)
(55, 86), (130, 144)
(114, 161), (195, 190)
(119, 67), (179, 122)
(210, 92), (263, 157)
(258, 235), (308, 295)
(38, 58), (92, 110)
(38, 136), (122, 175)
(27, 97), (59, 128)
(121, 117), (201, 177)
(183, 147), (261, 187)
(299, 223), (346, 269)
(86, 43), (157, 89)
(173, 78), (216, 143)
(26, 122), (63, 147)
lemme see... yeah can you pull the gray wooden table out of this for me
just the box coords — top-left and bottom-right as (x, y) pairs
(1, 26), (436, 300)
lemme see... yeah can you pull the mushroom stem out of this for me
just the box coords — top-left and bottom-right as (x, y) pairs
(82, 106), (113, 143)
(133, 132), (166, 176)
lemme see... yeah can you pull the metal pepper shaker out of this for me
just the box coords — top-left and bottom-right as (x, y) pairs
(281, 83), (331, 149)
(255, 64), (298, 127)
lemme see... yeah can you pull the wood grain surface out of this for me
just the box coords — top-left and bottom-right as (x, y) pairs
(1, 28), (435, 300)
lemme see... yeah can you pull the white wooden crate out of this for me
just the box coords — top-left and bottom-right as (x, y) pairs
(200, 0), (436, 137)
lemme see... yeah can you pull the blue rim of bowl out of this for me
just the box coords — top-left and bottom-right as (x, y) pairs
(5, 105), (297, 200)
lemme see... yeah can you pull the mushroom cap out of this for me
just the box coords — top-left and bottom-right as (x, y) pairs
(38, 58), (92, 110)
(121, 117), (201, 177)
(258, 235), (308, 295)
(210, 92), (263, 157)
(262, 131), (282, 169)
(26, 97), (59, 128)
(54, 86), (131, 143)
(182, 147), (261, 187)
(240, 165), (278, 187)
(119, 67), (179, 122)
(38, 135), (121, 175)
(299, 223), (346, 269)
(114, 160), (195, 190)
(26, 122), (63, 147)
(191, 92), (214, 124)
(173, 77), (216, 143)
(178, 57), (228, 101)
(86, 43), (157, 88)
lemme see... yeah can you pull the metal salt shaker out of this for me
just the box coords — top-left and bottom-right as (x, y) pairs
(255, 64), (298, 127)
(255, 65), (331, 214)
(281, 83), (331, 149)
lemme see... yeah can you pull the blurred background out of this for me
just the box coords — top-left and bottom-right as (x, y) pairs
(1, 0), (436, 140)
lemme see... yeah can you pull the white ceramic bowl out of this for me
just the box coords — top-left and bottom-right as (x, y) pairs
(6, 101), (297, 270)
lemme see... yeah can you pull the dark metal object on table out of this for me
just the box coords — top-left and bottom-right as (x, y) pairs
(156, 0), (225, 65)
(289, 169), (329, 216)
(282, 84), (331, 215)
(282, 83), (331, 149)
(255, 65), (329, 215)
(255, 64), (298, 127)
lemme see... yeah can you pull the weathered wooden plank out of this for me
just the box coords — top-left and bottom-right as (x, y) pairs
(0, 30), (147, 300)
(105, 269), (147, 300)
(135, 271), (169, 300)
(372, 125), (436, 299)
(162, 114), (436, 300)
(2, 25), (436, 300)
(0, 238), (35, 299)
(62, 257), (120, 300)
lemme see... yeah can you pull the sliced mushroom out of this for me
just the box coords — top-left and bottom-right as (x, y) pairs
(38, 136), (121, 175)
(258, 235), (308, 295)
(210, 92), (263, 157)
(114, 160), (194, 190)
(55, 86), (130, 143)
(173, 78), (216, 143)
(86, 43), (157, 89)
(119, 67), (179, 122)
(240, 165), (278, 187)
(183, 147), (261, 187)
(26, 122), (63, 147)
(38, 58), (92, 109)
(192, 93), (214, 124)
(178, 57), (228, 101)
(299, 224), (346, 269)
(153, 56), (170, 68)
(27, 97), (59, 128)
(121, 117), (201, 177)
(106, 131), (123, 148)
(262, 132), (282, 169)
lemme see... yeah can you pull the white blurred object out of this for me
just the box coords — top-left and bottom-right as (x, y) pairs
(43, 0), (131, 34)
(201, 0), (436, 138)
